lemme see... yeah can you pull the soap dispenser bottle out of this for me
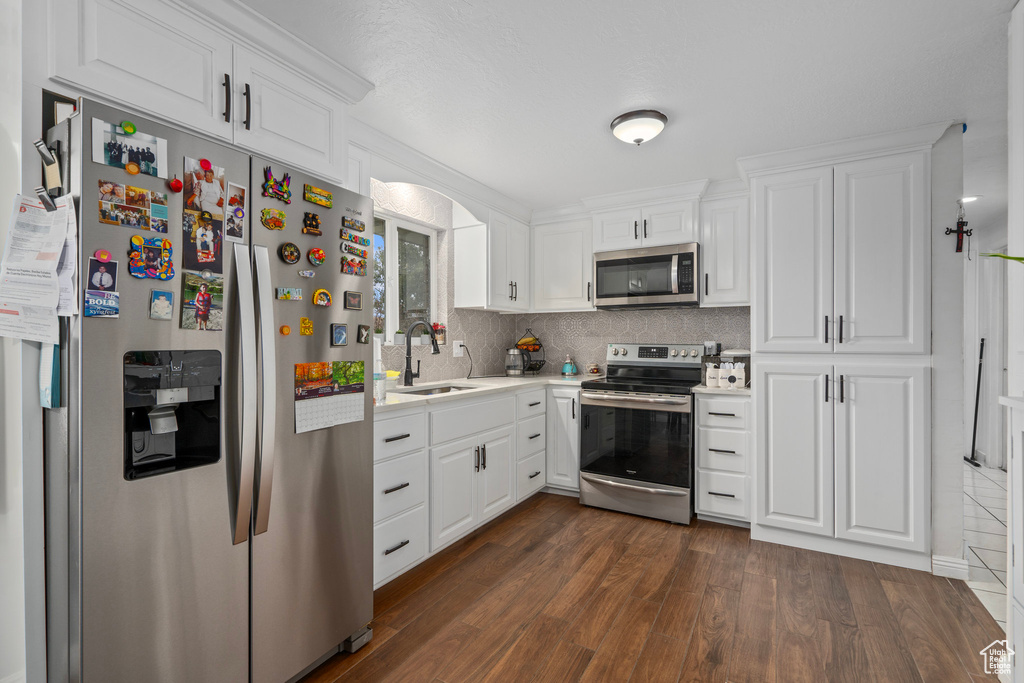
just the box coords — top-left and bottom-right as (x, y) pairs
(561, 354), (577, 377)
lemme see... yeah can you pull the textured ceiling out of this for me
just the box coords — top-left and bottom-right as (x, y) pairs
(237, 0), (1013, 233)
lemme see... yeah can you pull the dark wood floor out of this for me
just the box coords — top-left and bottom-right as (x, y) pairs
(303, 493), (1005, 682)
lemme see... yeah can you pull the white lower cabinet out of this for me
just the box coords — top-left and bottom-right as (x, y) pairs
(546, 387), (580, 491)
(430, 425), (515, 552)
(755, 361), (929, 554)
(374, 506), (428, 586)
(695, 394), (752, 523)
(517, 452), (546, 501)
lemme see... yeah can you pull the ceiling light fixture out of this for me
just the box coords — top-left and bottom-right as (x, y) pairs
(961, 195), (981, 203)
(610, 110), (668, 145)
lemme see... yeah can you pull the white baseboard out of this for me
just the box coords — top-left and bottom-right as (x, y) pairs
(932, 554), (971, 580)
(540, 486), (579, 498)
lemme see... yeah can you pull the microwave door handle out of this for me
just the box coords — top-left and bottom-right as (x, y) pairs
(231, 243), (257, 545)
(671, 254), (679, 294)
(253, 245), (277, 536)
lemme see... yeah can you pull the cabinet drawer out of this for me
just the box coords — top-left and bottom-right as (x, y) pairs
(517, 414), (546, 459)
(697, 428), (748, 474)
(374, 412), (426, 462)
(697, 397), (749, 429)
(431, 395), (515, 445)
(374, 450), (427, 523)
(517, 389), (547, 419)
(374, 505), (427, 586)
(517, 451), (546, 501)
(697, 471), (750, 521)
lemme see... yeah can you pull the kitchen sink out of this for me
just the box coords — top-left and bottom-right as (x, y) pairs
(395, 385), (476, 396)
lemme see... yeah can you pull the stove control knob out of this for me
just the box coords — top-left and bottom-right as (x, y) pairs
(620, 348), (628, 356)
(670, 349), (679, 357)
(690, 349), (699, 357)
(611, 348), (619, 356)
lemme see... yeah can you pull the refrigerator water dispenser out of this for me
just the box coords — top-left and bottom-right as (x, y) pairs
(123, 350), (222, 480)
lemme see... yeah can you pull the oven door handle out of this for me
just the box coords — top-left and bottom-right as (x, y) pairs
(580, 391), (691, 413)
(671, 254), (679, 294)
(581, 473), (688, 497)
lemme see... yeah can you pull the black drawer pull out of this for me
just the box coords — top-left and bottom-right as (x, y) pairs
(383, 482), (410, 495)
(529, 471), (541, 479)
(529, 401), (541, 407)
(384, 540), (409, 556)
(708, 412), (737, 417)
(707, 491), (736, 498)
(529, 433), (541, 440)
(708, 448), (736, 454)
(384, 433), (411, 443)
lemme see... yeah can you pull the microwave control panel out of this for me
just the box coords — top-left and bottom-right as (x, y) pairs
(678, 252), (694, 293)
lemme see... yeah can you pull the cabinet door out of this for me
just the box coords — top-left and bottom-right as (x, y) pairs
(834, 365), (928, 551)
(533, 219), (594, 311)
(505, 219), (531, 312)
(52, 0), (233, 140)
(641, 199), (698, 247)
(478, 427), (515, 522)
(752, 167), (834, 353)
(429, 436), (478, 551)
(834, 153), (929, 354)
(755, 362), (834, 535)
(233, 47), (347, 180)
(700, 195), (750, 307)
(487, 211), (513, 308)
(546, 388), (580, 490)
(593, 208), (642, 252)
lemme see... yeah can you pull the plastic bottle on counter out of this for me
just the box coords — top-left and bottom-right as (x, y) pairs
(373, 337), (386, 405)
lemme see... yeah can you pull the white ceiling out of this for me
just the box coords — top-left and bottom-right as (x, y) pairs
(237, 0), (1013, 234)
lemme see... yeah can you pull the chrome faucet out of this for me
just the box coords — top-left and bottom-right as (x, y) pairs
(402, 321), (441, 386)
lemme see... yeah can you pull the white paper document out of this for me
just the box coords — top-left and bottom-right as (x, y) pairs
(0, 194), (70, 343)
(56, 200), (79, 316)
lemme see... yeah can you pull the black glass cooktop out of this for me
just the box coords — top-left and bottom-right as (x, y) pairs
(581, 364), (701, 396)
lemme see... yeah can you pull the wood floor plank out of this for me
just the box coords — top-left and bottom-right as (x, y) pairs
(677, 585), (741, 683)
(565, 550), (652, 650)
(817, 619), (871, 683)
(881, 579), (972, 683)
(532, 640), (595, 683)
(873, 561), (924, 585)
(735, 573), (776, 638)
(856, 604), (924, 683)
(544, 539), (627, 621)
(578, 596), (662, 683)
(629, 633), (688, 683)
(838, 556), (888, 607)
(632, 524), (690, 602)
(728, 633), (776, 683)
(914, 572), (1002, 678)
(299, 624), (398, 683)
(776, 630), (824, 683)
(652, 588), (703, 642)
(947, 578), (1008, 648)
(689, 521), (725, 554)
(707, 526), (749, 591)
(810, 552), (858, 627)
(478, 614), (569, 683)
(744, 539), (779, 578)
(776, 548), (819, 637)
(669, 549), (714, 594)
(385, 620), (479, 683)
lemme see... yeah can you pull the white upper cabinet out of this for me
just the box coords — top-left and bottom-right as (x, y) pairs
(752, 167), (834, 353)
(233, 47), (347, 180)
(592, 200), (698, 252)
(833, 153), (929, 354)
(53, 0), (234, 140)
(532, 219), (594, 311)
(454, 211), (530, 312)
(700, 194), (750, 307)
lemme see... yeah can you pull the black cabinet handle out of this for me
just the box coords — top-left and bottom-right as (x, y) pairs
(529, 433), (541, 440)
(643, 219), (647, 239)
(708, 448), (736, 454)
(243, 83), (252, 130)
(475, 446), (480, 472)
(222, 73), (231, 122)
(383, 482), (410, 495)
(384, 433), (411, 443)
(840, 375), (845, 403)
(838, 315), (844, 343)
(509, 280), (513, 300)
(529, 471), (541, 479)
(705, 273), (709, 297)
(825, 374), (830, 403)
(707, 491), (736, 499)
(634, 221), (638, 240)
(708, 412), (736, 417)
(825, 315), (830, 343)
(572, 398), (576, 419)
(514, 282), (518, 301)
(529, 401), (541, 407)
(384, 540), (409, 555)
(481, 444), (487, 470)
(588, 282), (592, 301)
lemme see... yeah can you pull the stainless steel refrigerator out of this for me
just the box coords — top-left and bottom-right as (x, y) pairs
(41, 99), (374, 682)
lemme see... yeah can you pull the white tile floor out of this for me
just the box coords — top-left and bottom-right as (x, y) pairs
(964, 461), (1009, 629)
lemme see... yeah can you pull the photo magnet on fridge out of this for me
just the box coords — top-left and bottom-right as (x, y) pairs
(86, 256), (118, 292)
(91, 118), (169, 179)
(180, 270), (224, 332)
(343, 291), (362, 310)
(225, 183), (247, 243)
(357, 325), (370, 344)
(182, 210), (223, 274)
(330, 323), (347, 346)
(127, 235), (174, 280)
(149, 290), (173, 320)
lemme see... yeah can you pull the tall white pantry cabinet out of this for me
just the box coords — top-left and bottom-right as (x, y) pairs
(743, 129), (941, 570)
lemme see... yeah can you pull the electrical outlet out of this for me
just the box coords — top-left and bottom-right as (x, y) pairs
(452, 341), (464, 358)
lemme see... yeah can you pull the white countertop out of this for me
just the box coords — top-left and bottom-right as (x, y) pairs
(692, 385), (752, 397)
(374, 375), (597, 414)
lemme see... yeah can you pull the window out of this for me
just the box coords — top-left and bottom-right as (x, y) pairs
(373, 213), (437, 343)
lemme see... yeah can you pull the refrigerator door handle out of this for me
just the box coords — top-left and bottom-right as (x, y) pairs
(253, 245), (278, 535)
(231, 243), (258, 545)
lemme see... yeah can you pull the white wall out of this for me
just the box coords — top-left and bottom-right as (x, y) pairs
(931, 125), (967, 564)
(0, 0), (25, 680)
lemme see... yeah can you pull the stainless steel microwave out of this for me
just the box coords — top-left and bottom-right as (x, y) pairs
(593, 243), (700, 309)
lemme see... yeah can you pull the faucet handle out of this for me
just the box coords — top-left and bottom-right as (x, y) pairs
(415, 360), (421, 378)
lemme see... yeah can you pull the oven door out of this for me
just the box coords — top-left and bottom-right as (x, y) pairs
(593, 243), (698, 308)
(579, 392), (692, 490)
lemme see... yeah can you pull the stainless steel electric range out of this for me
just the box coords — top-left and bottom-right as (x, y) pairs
(579, 343), (704, 524)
